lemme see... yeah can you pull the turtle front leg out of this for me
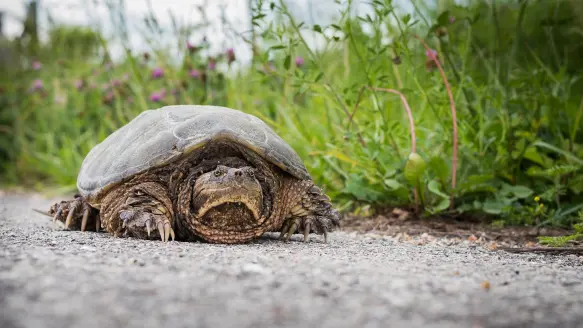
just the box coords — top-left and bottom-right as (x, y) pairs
(100, 181), (176, 242)
(279, 182), (340, 243)
(48, 195), (101, 232)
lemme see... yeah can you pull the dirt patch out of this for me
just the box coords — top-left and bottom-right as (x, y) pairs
(340, 207), (579, 250)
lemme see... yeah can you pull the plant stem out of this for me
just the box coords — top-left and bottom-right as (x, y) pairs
(366, 86), (419, 213)
(414, 35), (458, 210)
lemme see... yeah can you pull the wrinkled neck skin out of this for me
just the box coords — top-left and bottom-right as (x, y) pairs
(172, 141), (305, 243)
(96, 140), (311, 244)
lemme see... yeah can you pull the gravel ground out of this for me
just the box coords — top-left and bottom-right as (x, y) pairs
(1, 192), (582, 328)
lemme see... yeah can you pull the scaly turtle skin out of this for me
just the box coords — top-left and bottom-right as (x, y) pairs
(47, 105), (340, 244)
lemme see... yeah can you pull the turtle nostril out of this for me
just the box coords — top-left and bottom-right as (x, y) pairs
(234, 170), (243, 177)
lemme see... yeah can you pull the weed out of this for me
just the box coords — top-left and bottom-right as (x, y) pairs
(1, 0), (582, 235)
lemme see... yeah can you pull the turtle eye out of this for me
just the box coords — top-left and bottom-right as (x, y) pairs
(248, 170), (255, 177)
(214, 170), (222, 177)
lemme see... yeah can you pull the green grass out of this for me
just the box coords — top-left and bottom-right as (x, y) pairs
(1, 0), (583, 236)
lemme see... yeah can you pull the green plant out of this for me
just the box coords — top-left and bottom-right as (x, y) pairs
(1, 0), (582, 234)
(539, 212), (583, 247)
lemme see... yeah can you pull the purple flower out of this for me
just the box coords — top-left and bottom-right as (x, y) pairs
(103, 91), (114, 104)
(425, 49), (439, 71)
(152, 67), (164, 79)
(74, 79), (84, 90)
(449, 16), (456, 24)
(149, 90), (166, 102)
(32, 61), (42, 70)
(111, 79), (122, 87)
(31, 79), (43, 91)
(295, 56), (304, 67)
(189, 69), (201, 79)
(186, 41), (197, 53)
(208, 60), (216, 71)
(226, 48), (236, 64)
(425, 49), (438, 60)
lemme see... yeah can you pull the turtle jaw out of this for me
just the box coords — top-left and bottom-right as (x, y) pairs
(192, 165), (264, 223)
(193, 195), (262, 222)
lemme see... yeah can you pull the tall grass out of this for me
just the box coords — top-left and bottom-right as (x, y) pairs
(1, 0), (582, 232)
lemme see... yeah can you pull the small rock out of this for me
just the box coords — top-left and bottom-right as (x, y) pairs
(241, 263), (268, 275)
(80, 245), (96, 252)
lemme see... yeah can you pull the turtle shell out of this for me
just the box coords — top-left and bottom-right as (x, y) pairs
(77, 105), (311, 202)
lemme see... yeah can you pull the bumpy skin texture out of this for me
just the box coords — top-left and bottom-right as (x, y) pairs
(192, 165), (263, 223)
(48, 105), (340, 244)
(49, 141), (340, 244)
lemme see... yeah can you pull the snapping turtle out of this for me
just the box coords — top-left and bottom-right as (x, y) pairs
(47, 105), (340, 243)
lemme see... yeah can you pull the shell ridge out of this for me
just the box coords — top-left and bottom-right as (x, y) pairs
(78, 105), (310, 199)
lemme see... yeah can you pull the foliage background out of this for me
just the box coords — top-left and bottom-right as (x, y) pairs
(0, 0), (582, 237)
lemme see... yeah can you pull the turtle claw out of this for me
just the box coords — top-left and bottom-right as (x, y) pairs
(303, 222), (311, 242)
(64, 204), (77, 229)
(48, 197), (99, 232)
(279, 216), (334, 243)
(146, 220), (152, 237)
(278, 220), (291, 240)
(157, 222), (165, 242)
(158, 222), (175, 242)
(81, 208), (90, 231)
(120, 210), (174, 242)
(119, 210), (134, 230)
(279, 217), (300, 241)
(52, 208), (63, 224)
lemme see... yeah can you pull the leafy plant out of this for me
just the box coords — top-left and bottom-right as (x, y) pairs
(1, 0), (582, 234)
(539, 212), (583, 247)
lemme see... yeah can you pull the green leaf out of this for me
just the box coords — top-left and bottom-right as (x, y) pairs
(402, 14), (411, 25)
(313, 24), (322, 33)
(404, 152), (427, 186)
(428, 156), (449, 184)
(342, 174), (383, 201)
(427, 180), (448, 199)
(433, 198), (451, 212)
(482, 200), (506, 214)
(437, 11), (450, 26)
(538, 235), (580, 247)
(501, 184), (534, 199)
(284, 55), (291, 70)
(269, 45), (286, 51)
(523, 146), (547, 166)
(384, 179), (404, 190)
(314, 72), (324, 82)
(533, 140), (583, 165)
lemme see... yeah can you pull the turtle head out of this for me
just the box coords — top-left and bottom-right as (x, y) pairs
(192, 165), (263, 223)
